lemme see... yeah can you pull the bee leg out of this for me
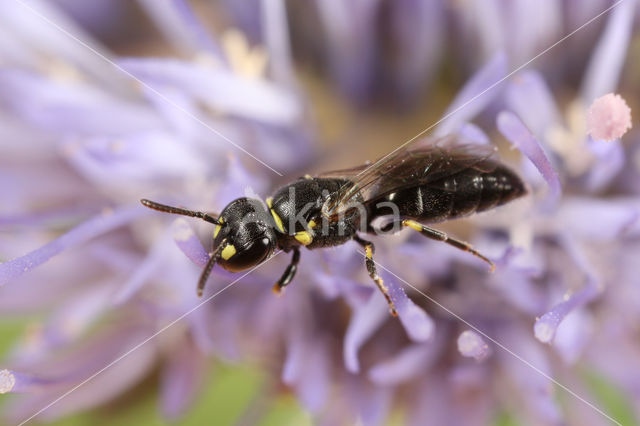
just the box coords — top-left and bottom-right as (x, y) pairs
(354, 236), (398, 317)
(273, 247), (300, 294)
(385, 220), (495, 272)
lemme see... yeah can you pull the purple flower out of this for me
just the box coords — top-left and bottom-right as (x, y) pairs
(2, 1), (640, 425)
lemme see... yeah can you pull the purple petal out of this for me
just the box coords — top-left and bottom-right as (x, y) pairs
(119, 58), (301, 125)
(457, 123), (490, 145)
(504, 70), (561, 138)
(497, 110), (561, 208)
(343, 291), (388, 373)
(580, 0), (636, 103)
(293, 340), (330, 413)
(368, 343), (438, 386)
(534, 243), (600, 344)
(172, 218), (210, 267)
(0, 70), (161, 134)
(0, 369), (72, 395)
(160, 337), (207, 420)
(138, 0), (223, 58)
(387, 0), (444, 102)
(171, 218), (235, 280)
(497, 327), (563, 424)
(556, 197), (640, 240)
(583, 138), (624, 191)
(435, 52), (507, 137)
(63, 131), (207, 186)
(0, 206), (143, 286)
(534, 234), (600, 343)
(0, 2), (129, 91)
(553, 309), (594, 364)
(384, 271), (435, 342)
(261, 0), (295, 85)
(113, 232), (170, 304)
(314, 0), (380, 102)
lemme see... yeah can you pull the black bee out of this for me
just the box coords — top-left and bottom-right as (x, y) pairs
(141, 136), (526, 316)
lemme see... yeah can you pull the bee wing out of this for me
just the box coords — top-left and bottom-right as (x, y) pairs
(320, 135), (499, 217)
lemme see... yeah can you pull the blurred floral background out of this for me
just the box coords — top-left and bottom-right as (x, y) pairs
(1, 0), (639, 425)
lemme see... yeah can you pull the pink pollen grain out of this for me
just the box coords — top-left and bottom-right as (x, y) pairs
(587, 93), (632, 142)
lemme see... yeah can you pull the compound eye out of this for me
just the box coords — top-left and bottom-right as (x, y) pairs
(221, 237), (273, 272)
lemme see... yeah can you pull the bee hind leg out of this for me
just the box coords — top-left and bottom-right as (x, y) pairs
(383, 220), (495, 272)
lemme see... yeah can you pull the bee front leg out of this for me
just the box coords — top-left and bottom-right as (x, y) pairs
(353, 236), (398, 317)
(273, 247), (301, 294)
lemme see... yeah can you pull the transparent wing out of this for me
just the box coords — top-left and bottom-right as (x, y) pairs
(320, 135), (499, 218)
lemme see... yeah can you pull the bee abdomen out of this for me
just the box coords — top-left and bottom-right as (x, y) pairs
(369, 164), (525, 224)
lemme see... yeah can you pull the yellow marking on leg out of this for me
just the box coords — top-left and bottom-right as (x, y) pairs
(308, 219), (317, 229)
(221, 244), (237, 260)
(403, 219), (424, 232)
(365, 245), (373, 259)
(294, 231), (313, 246)
(270, 209), (285, 233)
(266, 197), (273, 208)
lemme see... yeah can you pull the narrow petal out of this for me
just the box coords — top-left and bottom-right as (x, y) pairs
(368, 343), (438, 386)
(556, 197), (640, 240)
(138, 0), (223, 58)
(435, 52), (507, 137)
(504, 70), (561, 138)
(535, 234), (601, 344)
(120, 58), (301, 125)
(160, 337), (207, 420)
(343, 291), (388, 373)
(580, 0), (636, 103)
(384, 271), (435, 342)
(260, 0), (294, 85)
(535, 282), (600, 344)
(112, 232), (170, 304)
(0, 206), (143, 286)
(172, 218), (210, 267)
(497, 110), (561, 208)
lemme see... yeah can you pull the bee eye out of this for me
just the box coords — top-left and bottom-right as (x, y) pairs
(219, 237), (274, 272)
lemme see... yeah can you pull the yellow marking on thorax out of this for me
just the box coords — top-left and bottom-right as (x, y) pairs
(271, 209), (285, 233)
(266, 198), (285, 233)
(294, 231), (313, 246)
(221, 244), (237, 260)
(403, 220), (423, 232)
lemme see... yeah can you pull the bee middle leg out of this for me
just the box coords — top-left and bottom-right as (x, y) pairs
(353, 235), (398, 317)
(273, 246), (301, 294)
(382, 219), (495, 272)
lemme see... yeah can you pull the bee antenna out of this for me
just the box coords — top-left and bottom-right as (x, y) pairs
(197, 241), (225, 297)
(140, 199), (221, 225)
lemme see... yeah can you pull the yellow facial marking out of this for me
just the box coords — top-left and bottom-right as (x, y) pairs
(304, 174), (312, 180)
(266, 197), (273, 208)
(294, 231), (313, 246)
(404, 220), (423, 232)
(214, 224), (222, 238)
(270, 209), (285, 233)
(365, 245), (373, 259)
(221, 244), (237, 260)
(308, 219), (317, 229)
